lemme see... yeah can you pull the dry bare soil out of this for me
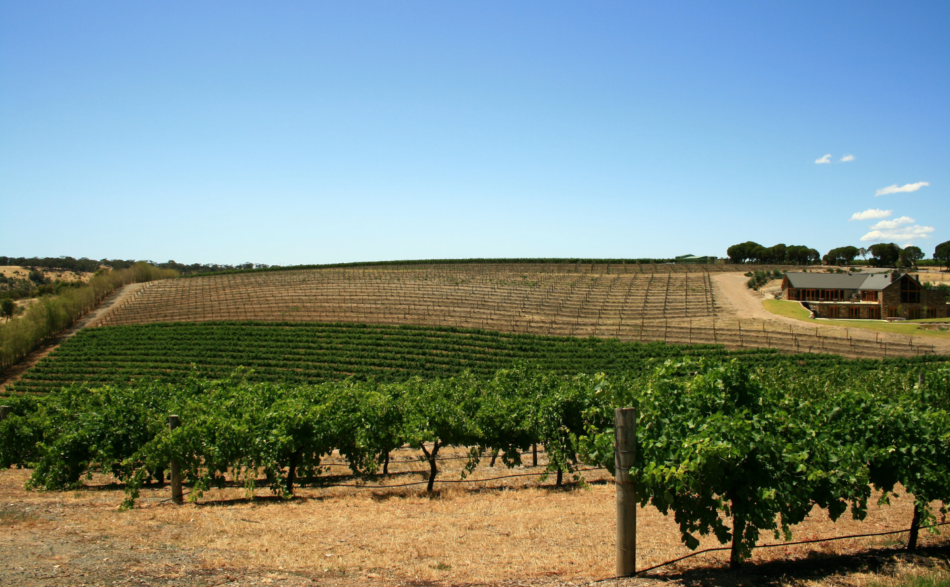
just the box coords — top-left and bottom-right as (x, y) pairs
(0, 266), (93, 283)
(1, 449), (948, 587)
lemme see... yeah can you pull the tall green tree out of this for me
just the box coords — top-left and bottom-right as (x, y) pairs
(935, 240), (950, 270)
(823, 246), (859, 266)
(869, 243), (901, 267)
(899, 246), (924, 268)
(0, 298), (14, 319)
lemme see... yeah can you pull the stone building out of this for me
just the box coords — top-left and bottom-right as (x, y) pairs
(780, 271), (947, 320)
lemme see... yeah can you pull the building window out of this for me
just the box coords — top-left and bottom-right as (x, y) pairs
(862, 291), (878, 302)
(828, 306), (840, 318)
(925, 308), (936, 319)
(909, 308), (921, 320)
(868, 307), (881, 319)
(900, 279), (921, 304)
(887, 307), (898, 318)
(848, 306), (860, 319)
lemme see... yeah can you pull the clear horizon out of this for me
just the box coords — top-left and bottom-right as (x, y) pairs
(1, 2), (947, 265)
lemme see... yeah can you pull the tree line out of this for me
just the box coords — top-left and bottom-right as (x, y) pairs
(727, 240), (950, 269)
(0, 256), (274, 276)
(725, 243), (820, 264)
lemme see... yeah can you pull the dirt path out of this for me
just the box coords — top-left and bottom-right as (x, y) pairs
(0, 282), (147, 393)
(712, 273), (803, 325)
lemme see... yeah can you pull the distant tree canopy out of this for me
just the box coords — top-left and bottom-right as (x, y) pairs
(823, 246), (860, 266)
(868, 243), (902, 267)
(0, 256), (273, 276)
(726, 242), (819, 264)
(935, 241), (950, 270)
(899, 246), (924, 268)
(725, 241), (942, 268)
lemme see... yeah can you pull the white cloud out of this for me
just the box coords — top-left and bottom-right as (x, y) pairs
(860, 225), (935, 242)
(870, 216), (915, 230)
(815, 154), (832, 164)
(875, 181), (930, 196)
(849, 209), (891, 221)
(840, 154), (855, 162)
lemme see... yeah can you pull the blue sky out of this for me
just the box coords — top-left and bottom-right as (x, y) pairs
(1, 2), (947, 265)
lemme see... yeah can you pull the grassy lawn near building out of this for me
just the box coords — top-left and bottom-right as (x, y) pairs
(762, 299), (811, 320)
(762, 300), (950, 339)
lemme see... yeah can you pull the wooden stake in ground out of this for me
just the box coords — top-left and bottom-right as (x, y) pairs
(615, 407), (637, 577)
(168, 415), (183, 505)
(0, 405), (10, 422)
(908, 504), (921, 551)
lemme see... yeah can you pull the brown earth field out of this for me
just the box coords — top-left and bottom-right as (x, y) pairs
(1, 447), (948, 587)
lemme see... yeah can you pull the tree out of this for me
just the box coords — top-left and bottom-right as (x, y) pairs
(765, 244), (787, 264)
(823, 246), (859, 266)
(727, 242), (763, 264)
(900, 246), (924, 269)
(935, 240), (950, 271)
(859, 247), (868, 262)
(0, 298), (14, 319)
(869, 243), (901, 267)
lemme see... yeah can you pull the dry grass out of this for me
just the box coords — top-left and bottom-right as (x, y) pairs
(1, 447), (947, 586)
(0, 265), (92, 283)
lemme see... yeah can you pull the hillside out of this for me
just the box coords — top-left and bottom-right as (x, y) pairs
(86, 263), (938, 359)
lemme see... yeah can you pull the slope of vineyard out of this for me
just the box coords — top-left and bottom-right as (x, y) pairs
(95, 263), (732, 328)
(87, 263), (939, 359)
(8, 321), (946, 394)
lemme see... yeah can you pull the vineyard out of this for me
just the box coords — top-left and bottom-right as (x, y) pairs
(7, 321), (947, 394)
(2, 261), (949, 581)
(1, 360), (948, 570)
(85, 263), (939, 359)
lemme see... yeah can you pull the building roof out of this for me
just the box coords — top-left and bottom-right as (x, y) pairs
(784, 271), (903, 291)
(784, 272), (872, 290)
(857, 273), (892, 291)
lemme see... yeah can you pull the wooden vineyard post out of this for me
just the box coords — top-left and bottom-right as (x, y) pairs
(908, 504), (921, 551)
(168, 415), (183, 505)
(615, 407), (637, 577)
(0, 406), (10, 421)
(532, 443), (538, 467)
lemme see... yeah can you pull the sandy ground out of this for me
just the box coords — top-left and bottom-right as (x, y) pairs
(0, 266), (93, 283)
(1, 449), (947, 587)
(0, 282), (148, 393)
(917, 271), (950, 285)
